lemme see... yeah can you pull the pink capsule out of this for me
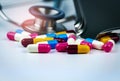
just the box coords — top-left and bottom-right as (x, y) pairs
(27, 44), (51, 53)
(7, 31), (22, 41)
(56, 42), (68, 52)
(7, 31), (38, 41)
(102, 41), (113, 52)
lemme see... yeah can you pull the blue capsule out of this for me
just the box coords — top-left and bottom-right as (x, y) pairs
(37, 40), (58, 49)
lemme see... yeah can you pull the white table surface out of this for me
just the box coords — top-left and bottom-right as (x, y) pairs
(0, 1), (120, 81)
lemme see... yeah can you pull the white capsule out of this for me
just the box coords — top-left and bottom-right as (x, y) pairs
(92, 40), (104, 49)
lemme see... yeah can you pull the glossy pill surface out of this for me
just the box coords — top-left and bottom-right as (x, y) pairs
(85, 38), (104, 49)
(7, 32), (21, 41)
(67, 45), (90, 54)
(102, 41), (113, 52)
(56, 42), (68, 52)
(27, 44), (51, 53)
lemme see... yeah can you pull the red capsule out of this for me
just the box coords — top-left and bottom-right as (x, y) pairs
(21, 38), (34, 47)
(102, 41), (113, 52)
(56, 42), (68, 52)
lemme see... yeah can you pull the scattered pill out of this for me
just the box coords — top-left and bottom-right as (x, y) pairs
(7, 31), (37, 42)
(37, 40), (58, 49)
(85, 38), (104, 50)
(27, 44), (51, 53)
(67, 45), (90, 54)
(102, 41), (114, 52)
(21, 37), (54, 47)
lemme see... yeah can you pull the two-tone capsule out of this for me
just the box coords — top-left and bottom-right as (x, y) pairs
(85, 38), (104, 50)
(67, 45), (90, 54)
(36, 40), (58, 49)
(27, 44), (51, 53)
(21, 37), (54, 47)
(85, 38), (114, 52)
(7, 31), (37, 41)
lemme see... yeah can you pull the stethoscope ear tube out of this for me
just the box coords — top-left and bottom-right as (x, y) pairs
(0, 4), (21, 27)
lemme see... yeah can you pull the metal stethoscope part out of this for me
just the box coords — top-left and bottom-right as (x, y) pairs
(0, 4), (76, 34)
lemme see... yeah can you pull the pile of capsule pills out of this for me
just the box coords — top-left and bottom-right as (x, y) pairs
(6, 29), (119, 54)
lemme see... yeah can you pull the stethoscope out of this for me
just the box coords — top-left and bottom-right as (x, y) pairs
(0, 3), (120, 40)
(0, 3), (75, 34)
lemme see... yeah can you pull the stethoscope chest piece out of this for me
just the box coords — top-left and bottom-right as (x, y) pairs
(21, 5), (66, 34)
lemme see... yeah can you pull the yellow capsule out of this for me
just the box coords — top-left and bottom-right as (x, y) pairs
(56, 31), (66, 35)
(99, 36), (111, 43)
(77, 45), (90, 54)
(33, 37), (54, 44)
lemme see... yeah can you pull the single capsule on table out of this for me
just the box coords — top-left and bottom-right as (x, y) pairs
(102, 41), (114, 52)
(67, 45), (90, 54)
(85, 38), (114, 52)
(27, 44), (51, 53)
(85, 38), (104, 50)
(21, 37), (54, 47)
